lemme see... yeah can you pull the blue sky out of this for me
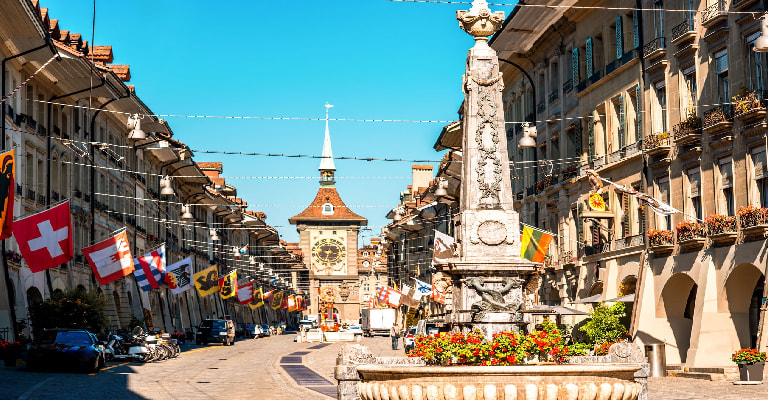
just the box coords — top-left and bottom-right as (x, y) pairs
(43, 0), (517, 244)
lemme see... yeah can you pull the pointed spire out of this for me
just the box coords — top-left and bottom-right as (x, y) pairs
(319, 103), (336, 185)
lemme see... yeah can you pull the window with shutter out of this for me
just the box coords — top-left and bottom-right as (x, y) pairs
(753, 147), (766, 179)
(572, 48), (580, 84)
(616, 17), (624, 59)
(622, 192), (630, 238)
(688, 168), (700, 197)
(586, 38), (594, 77)
(720, 158), (733, 188)
(619, 95), (626, 149)
(633, 11), (639, 49)
(635, 85), (642, 140)
(587, 115), (595, 163)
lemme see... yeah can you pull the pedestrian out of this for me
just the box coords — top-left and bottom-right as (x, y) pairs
(391, 323), (401, 350)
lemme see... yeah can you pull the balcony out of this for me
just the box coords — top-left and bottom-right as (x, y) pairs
(706, 214), (737, 245)
(52, 191), (59, 202)
(648, 229), (674, 254)
(676, 221), (706, 252)
(26, 188), (35, 201)
(739, 206), (768, 239)
(614, 234), (645, 251)
(537, 101), (545, 115)
(548, 90), (559, 104)
(671, 18), (696, 45)
(593, 154), (606, 170)
(605, 49), (639, 75)
(562, 79), (572, 93)
(673, 116), (702, 145)
(733, 90), (767, 124)
(642, 37), (666, 61)
(624, 141), (642, 157)
(37, 194), (46, 205)
(702, 105), (733, 135)
(644, 132), (671, 156)
(607, 149), (624, 164)
(701, 0), (726, 28)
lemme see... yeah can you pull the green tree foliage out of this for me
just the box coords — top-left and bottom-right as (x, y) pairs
(579, 302), (629, 345)
(28, 288), (108, 336)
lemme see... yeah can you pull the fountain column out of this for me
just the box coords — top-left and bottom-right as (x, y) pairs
(446, 0), (538, 337)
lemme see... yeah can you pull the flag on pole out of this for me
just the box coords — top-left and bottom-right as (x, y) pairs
(431, 284), (446, 304)
(386, 287), (403, 308)
(601, 177), (681, 216)
(376, 286), (389, 307)
(82, 229), (134, 285)
(263, 289), (276, 303)
(520, 225), (554, 263)
(133, 245), (166, 291)
(270, 291), (284, 310)
(413, 278), (433, 300)
(399, 285), (419, 308)
(13, 201), (73, 272)
(249, 287), (264, 309)
(432, 230), (455, 264)
(164, 257), (193, 294)
(237, 282), (255, 305)
(194, 265), (219, 297)
(280, 294), (289, 310)
(219, 271), (238, 299)
(368, 295), (376, 308)
(0, 149), (15, 239)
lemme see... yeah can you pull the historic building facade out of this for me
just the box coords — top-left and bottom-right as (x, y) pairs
(289, 107), (367, 325)
(487, 0), (768, 368)
(0, 0), (305, 341)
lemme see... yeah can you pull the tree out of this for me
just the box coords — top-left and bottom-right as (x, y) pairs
(28, 288), (108, 337)
(579, 302), (629, 345)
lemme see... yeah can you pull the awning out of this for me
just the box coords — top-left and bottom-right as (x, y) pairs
(605, 293), (635, 303)
(572, 294), (603, 304)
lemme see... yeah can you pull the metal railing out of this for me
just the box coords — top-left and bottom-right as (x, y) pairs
(642, 37), (666, 58)
(701, 0), (725, 25)
(671, 18), (696, 42)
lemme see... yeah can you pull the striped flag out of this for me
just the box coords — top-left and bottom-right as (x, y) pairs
(520, 226), (554, 263)
(133, 245), (166, 291)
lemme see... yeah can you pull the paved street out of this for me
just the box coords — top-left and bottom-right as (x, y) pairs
(2, 333), (767, 399)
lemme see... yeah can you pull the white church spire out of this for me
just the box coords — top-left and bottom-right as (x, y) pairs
(319, 103), (336, 185)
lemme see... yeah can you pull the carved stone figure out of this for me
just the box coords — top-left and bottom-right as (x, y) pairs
(467, 277), (524, 321)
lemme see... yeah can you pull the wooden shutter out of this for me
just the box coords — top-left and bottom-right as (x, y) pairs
(587, 115), (595, 163)
(586, 38), (594, 77)
(619, 95), (626, 149)
(576, 204), (584, 244)
(616, 17), (624, 59)
(572, 48), (580, 84)
(635, 85), (642, 141)
(623, 192), (630, 238)
(688, 169), (700, 197)
(753, 147), (767, 179)
(633, 11), (640, 49)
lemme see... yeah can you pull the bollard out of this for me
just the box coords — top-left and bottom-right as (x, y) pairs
(645, 343), (667, 377)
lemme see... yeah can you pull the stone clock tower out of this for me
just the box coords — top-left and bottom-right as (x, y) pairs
(289, 104), (367, 324)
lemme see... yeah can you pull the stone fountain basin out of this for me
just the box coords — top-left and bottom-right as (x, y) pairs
(356, 363), (642, 400)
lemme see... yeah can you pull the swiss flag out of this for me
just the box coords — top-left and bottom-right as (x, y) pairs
(82, 229), (134, 285)
(14, 201), (73, 273)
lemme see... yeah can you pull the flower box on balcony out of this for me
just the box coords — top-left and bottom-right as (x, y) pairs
(733, 89), (767, 124)
(673, 116), (702, 145)
(648, 229), (674, 254)
(706, 213), (736, 244)
(737, 206), (768, 239)
(676, 221), (706, 251)
(702, 106), (732, 135)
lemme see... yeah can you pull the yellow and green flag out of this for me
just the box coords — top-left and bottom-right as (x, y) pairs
(520, 226), (554, 263)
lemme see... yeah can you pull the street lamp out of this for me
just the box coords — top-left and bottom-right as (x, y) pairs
(754, 13), (768, 52)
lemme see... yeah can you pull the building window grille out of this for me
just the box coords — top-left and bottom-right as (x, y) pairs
(571, 48), (580, 84)
(586, 37), (594, 77)
(616, 17), (624, 60)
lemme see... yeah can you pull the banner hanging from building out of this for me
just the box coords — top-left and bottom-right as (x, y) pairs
(270, 291), (284, 310)
(237, 282), (255, 305)
(249, 287), (264, 309)
(194, 265), (219, 297)
(83, 229), (134, 285)
(520, 225), (554, 263)
(133, 245), (166, 291)
(165, 257), (193, 294)
(218, 271), (238, 299)
(0, 149), (15, 240)
(14, 201), (73, 272)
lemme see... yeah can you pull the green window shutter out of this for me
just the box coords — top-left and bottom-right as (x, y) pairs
(616, 17), (624, 59)
(576, 204), (584, 244)
(633, 11), (640, 49)
(572, 48), (580, 84)
(619, 94), (626, 148)
(587, 115), (595, 162)
(586, 38), (594, 77)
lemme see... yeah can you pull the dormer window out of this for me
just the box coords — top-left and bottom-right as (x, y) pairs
(322, 203), (334, 215)
(362, 251), (370, 257)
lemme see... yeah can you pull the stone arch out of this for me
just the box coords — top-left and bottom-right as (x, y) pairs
(721, 263), (764, 348)
(658, 273), (697, 363)
(76, 284), (86, 293)
(26, 286), (43, 306)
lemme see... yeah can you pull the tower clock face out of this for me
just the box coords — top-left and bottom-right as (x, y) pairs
(312, 238), (346, 270)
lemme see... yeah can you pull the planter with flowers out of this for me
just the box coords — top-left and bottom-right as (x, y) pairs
(702, 105), (733, 135)
(733, 87), (767, 124)
(676, 221), (706, 251)
(706, 213), (737, 245)
(355, 321), (642, 400)
(738, 205), (768, 239)
(732, 348), (766, 382)
(673, 114), (702, 144)
(647, 229), (674, 254)
(0, 340), (22, 367)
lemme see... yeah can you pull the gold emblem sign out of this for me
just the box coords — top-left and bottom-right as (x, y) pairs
(312, 238), (346, 271)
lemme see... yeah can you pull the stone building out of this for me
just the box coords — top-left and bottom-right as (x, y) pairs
(488, 0), (768, 368)
(289, 107), (367, 325)
(0, 0), (304, 341)
(356, 238), (388, 311)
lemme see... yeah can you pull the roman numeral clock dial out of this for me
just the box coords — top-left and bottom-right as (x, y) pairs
(311, 238), (346, 272)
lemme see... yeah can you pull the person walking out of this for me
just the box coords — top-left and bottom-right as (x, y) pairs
(391, 323), (401, 350)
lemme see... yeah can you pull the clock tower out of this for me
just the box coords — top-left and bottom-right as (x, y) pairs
(289, 104), (367, 324)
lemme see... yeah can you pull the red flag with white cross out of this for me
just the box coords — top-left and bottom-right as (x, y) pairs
(82, 229), (135, 285)
(13, 201), (73, 273)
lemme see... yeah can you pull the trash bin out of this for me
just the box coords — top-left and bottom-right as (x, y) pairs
(645, 343), (666, 377)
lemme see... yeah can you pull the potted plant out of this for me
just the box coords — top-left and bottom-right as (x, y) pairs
(0, 340), (21, 367)
(647, 229), (673, 246)
(706, 213), (736, 235)
(737, 205), (768, 229)
(731, 348), (766, 382)
(675, 220), (705, 242)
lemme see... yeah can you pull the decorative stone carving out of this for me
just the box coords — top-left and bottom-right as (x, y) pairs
(477, 220), (506, 245)
(467, 277), (524, 321)
(609, 342), (647, 363)
(456, 1), (505, 38)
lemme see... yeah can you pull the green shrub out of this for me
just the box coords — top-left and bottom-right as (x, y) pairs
(28, 288), (108, 337)
(579, 302), (629, 346)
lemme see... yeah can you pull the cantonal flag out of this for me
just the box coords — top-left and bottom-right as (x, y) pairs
(83, 229), (134, 285)
(270, 291), (284, 310)
(237, 282), (255, 305)
(0, 149), (15, 240)
(249, 287), (264, 309)
(520, 225), (554, 263)
(133, 245), (166, 291)
(218, 271), (238, 299)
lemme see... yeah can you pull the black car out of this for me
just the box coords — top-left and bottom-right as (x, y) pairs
(196, 319), (236, 346)
(27, 329), (105, 373)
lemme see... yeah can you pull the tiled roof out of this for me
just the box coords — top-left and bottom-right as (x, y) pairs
(197, 162), (223, 171)
(89, 46), (113, 64)
(289, 187), (367, 224)
(109, 65), (130, 82)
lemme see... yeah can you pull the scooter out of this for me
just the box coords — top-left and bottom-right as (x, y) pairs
(104, 331), (151, 362)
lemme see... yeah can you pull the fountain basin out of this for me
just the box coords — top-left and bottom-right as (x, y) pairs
(356, 363), (643, 400)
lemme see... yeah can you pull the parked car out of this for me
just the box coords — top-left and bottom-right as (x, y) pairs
(26, 329), (105, 373)
(196, 319), (236, 346)
(259, 324), (271, 337)
(238, 324), (262, 338)
(345, 325), (363, 337)
(403, 326), (417, 353)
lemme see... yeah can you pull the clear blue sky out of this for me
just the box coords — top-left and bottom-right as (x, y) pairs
(43, 0), (517, 244)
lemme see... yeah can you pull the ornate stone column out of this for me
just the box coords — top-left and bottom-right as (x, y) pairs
(447, 0), (537, 336)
